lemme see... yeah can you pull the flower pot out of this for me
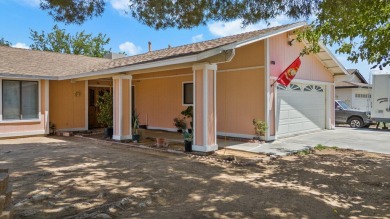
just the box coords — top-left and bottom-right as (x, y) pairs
(156, 138), (167, 147)
(104, 128), (113, 138)
(132, 134), (140, 142)
(184, 140), (192, 152)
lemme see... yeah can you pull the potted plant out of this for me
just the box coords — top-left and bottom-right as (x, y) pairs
(252, 118), (267, 141)
(173, 116), (187, 133)
(96, 91), (113, 138)
(181, 106), (193, 133)
(132, 110), (140, 142)
(183, 130), (193, 152)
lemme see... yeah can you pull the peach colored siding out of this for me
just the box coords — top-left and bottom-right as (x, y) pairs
(88, 79), (112, 87)
(50, 80), (86, 130)
(269, 33), (333, 82)
(217, 68), (265, 135)
(0, 79), (47, 136)
(113, 79), (119, 135)
(219, 40), (265, 70)
(134, 74), (193, 129)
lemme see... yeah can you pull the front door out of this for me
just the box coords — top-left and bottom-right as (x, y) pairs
(88, 87), (111, 129)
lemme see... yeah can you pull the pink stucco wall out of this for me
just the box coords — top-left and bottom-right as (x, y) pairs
(269, 33), (333, 82)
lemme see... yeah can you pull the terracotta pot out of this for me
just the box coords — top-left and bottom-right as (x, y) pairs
(156, 138), (167, 147)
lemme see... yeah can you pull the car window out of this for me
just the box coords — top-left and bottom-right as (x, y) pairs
(338, 101), (351, 110)
(335, 102), (340, 110)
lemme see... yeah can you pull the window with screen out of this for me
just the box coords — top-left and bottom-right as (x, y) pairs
(183, 83), (193, 105)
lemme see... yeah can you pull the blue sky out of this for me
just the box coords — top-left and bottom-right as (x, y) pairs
(0, 0), (376, 81)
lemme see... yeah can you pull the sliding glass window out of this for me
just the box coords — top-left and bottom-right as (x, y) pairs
(2, 80), (39, 120)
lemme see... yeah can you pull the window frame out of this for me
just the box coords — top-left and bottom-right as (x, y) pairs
(0, 78), (41, 123)
(182, 82), (194, 106)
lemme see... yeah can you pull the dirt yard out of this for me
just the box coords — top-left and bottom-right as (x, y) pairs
(0, 136), (389, 219)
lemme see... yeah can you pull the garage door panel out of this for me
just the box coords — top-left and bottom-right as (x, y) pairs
(277, 83), (326, 137)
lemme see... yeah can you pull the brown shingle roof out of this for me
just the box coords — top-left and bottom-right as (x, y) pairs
(90, 22), (304, 73)
(0, 46), (109, 78)
(0, 22), (305, 79)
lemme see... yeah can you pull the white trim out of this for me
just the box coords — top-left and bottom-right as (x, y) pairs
(0, 78), (2, 121)
(112, 135), (132, 141)
(325, 84), (332, 129)
(37, 80), (41, 121)
(193, 63), (218, 71)
(137, 74), (192, 81)
(0, 119), (41, 124)
(217, 65), (265, 73)
(0, 130), (46, 138)
(192, 144), (218, 152)
(0, 73), (56, 80)
(182, 81), (194, 106)
(129, 79), (133, 138)
(273, 80), (278, 140)
(270, 77), (334, 86)
(118, 78), (123, 136)
(45, 80), (49, 134)
(147, 126), (178, 132)
(203, 67), (208, 147)
(112, 79), (117, 136)
(85, 80), (88, 130)
(264, 38), (271, 141)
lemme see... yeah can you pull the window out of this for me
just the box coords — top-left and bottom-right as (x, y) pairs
(183, 83), (193, 105)
(277, 84), (287, 90)
(2, 80), (39, 120)
(289, 84), (301, 91)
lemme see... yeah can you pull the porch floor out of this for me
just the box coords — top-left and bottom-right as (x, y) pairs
(143, 129), (310, 155)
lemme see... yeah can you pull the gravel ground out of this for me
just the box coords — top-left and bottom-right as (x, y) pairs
(0, 136), (389, 219)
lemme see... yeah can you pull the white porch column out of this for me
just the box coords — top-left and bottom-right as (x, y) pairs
(112, 75), (133, 140)
(192, 63), (218, 152)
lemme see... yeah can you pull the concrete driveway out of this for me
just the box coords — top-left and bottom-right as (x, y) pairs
(225, 127), (390, 155)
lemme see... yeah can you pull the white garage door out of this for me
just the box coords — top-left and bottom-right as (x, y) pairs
(277, 83), (326, 137)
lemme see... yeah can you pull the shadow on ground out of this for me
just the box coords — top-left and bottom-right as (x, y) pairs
(0, 136), (389, 218)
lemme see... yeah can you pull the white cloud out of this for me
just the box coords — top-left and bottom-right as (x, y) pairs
(109, 0), (129, 13)
(191, 34), (204, 43)
(119, 41), (142, 56)
(12, 42), (29, 49)
(207, 16), (292, 37)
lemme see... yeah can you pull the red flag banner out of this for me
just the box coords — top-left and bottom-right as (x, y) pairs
(276, 57), (301, 86)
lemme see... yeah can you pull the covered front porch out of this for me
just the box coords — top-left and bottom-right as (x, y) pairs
(80, 63), (221, 152)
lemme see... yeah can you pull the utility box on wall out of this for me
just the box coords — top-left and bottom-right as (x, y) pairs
(371, 71), (390, 122)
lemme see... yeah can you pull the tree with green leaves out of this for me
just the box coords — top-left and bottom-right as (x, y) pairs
(39, 0), (389, 68)
(30, 25), (110, 58)
(0, 37), (12, 47)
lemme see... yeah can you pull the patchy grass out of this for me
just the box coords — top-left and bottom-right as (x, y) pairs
(314, 144), (338, 151)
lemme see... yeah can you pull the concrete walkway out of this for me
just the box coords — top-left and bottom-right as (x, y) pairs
(225, 127), (390, 155)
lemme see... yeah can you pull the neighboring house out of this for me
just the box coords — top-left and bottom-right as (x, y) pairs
(335, 69), (372, 111)
(0, 22), (348, 152)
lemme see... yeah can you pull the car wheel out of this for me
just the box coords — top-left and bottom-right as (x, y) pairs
(349, 117), (364, 128)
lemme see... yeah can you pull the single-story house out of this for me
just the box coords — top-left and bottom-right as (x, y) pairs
(0, 22), (348, 151)
(335, 69), (372, 111)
